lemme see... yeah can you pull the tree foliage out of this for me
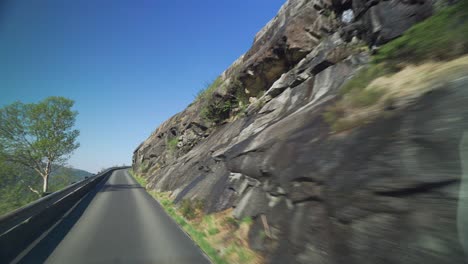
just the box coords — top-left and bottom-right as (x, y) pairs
(0, 158), (39, 215)
(0, 96), (80, 193)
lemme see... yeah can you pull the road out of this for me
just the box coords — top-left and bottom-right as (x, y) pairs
(15, 169), (211, 264)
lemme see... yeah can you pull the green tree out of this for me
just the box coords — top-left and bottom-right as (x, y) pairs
(0, 97), (80, 194)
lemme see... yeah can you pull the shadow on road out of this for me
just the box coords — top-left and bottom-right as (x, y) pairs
(100, 183), (143, 192)
(17, 174), (111, 264)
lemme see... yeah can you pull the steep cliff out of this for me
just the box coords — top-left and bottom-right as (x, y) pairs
(133, 0), (468, 263)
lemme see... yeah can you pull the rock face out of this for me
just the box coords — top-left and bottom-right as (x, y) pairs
(133, 0), (468, 263)
(347, 0), (433, 44)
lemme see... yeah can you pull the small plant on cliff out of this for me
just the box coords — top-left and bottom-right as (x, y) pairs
(232, 78), (249, 106)
(196, 77), (224, 102)
(167, 137), (179, 152)
(198, 76), (238, 124)
(201, 99), (234, 124)
(139, 161), (151, 174)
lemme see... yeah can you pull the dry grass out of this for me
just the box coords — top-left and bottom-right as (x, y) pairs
(325, 55), (468, 132)
(369, 55), (468, 104)
(194, 209), (263, 264)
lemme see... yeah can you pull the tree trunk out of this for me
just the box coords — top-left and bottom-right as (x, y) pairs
(42, 161), (51, 193)
(42, 174), (49, 193)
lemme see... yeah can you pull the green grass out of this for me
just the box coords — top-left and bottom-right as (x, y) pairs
(167, 137), (179, 152)
(157, 197), (227, 264)
(241, 216), (253, 225)
(197, 77), (224, 101)
(223, 243), (255, 263)
(341, 0), (468, 97)
(373, 0), (468, 64)
(208, 227), (220, 236)
(129, 169), (148, 187)
(237, 247), (252, 263)
(339, 63), (396, 96)
(203, 214), (215, 228)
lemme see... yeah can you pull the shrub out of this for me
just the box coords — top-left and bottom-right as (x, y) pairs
(201, 99), (234, 124)
(197, 77), (239, 124)
(222, 216), (240, 229)
(233, 78), (249, 105)
(207, 227), (220, 236)
(179, 198), (205, 220)
(199, 76), (251, 124)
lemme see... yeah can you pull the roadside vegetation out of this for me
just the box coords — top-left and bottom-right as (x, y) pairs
(324, 0), (468, 132)
(130, 170), (262, 264)
(198, 77), (235, 124)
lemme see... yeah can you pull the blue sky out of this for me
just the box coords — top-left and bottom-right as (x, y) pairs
(0, 0), (284, 173)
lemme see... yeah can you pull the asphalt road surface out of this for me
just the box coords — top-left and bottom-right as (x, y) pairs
(15, 169), (211, 264)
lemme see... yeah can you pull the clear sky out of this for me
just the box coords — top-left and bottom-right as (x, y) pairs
(0, 0), (284, 173)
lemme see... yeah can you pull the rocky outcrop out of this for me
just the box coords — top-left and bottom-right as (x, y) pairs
(237, 0), (338, 96)
(133, 0), (468, 263)
(224, 75), (468, 264)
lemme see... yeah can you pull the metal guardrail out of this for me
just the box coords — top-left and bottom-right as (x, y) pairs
(0, 166), (130, 262)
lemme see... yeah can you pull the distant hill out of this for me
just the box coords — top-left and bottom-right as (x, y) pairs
(52, 166), (93, 179)
(48, 165), (94, 194)
(0, 162), (93, 216)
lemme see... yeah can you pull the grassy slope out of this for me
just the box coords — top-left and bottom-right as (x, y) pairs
(324, 0), (468, 132)
(129, 170), (262, 264)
